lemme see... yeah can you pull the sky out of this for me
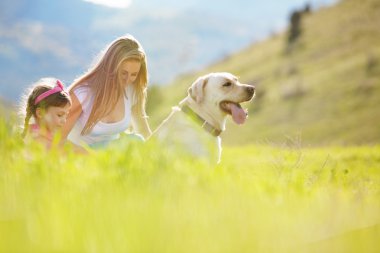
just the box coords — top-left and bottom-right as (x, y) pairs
(0, 0), (338, 101)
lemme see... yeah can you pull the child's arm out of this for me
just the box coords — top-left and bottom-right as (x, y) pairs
(62, 92), (82, 139)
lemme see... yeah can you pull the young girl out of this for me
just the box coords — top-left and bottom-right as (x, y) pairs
(62, 34), (152, 148)
(21, 78), (72, 148)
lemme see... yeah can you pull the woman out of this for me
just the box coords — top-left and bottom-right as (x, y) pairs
(62, 34), (152, 148)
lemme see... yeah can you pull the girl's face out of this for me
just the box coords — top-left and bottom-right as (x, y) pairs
(119, 59), (141, 86)
(36, 103), (71, 133)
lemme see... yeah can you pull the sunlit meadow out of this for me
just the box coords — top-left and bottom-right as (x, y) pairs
(0, 117), (379, 252)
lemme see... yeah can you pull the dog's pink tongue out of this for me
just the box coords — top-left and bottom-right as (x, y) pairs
(230, 103), (247, 125)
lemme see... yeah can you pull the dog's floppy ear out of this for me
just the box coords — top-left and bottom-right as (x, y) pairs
(188, 76), (208, 103)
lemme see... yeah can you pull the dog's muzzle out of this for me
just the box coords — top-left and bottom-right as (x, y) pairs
(246, 85), (255, 99)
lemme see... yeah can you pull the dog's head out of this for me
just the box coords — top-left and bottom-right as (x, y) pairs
(188, 72), (255, 124)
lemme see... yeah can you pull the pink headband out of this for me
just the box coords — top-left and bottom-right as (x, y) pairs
(34, 80), (67, 105)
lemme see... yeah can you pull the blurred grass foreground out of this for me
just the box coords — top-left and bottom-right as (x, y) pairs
(0, 117), (379, 253)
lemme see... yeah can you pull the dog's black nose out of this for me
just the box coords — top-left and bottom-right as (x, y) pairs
(246, 85), (255, 96)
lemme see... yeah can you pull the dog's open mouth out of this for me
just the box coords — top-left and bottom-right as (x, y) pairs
(220, 101), (248, 125)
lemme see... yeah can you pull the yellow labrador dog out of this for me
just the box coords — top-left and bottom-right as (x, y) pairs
(151, 72), (255, 164)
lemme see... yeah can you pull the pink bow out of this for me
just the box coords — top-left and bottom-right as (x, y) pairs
(34, 79), (67, 105)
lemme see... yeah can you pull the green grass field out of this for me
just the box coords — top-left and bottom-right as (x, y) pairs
(1, 118), (379, 252)
(1, 0), (379, 252)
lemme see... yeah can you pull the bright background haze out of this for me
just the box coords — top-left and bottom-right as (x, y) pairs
(0, 0), (336, 101)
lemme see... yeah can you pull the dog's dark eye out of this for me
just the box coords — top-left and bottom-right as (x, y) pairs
(223, 82), (232, 87)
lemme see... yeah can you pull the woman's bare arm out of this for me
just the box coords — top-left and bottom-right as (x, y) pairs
(131, 106), (152, 140)
(62, 92), (83, 139)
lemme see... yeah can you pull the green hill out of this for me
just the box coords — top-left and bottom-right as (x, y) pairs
(147, 0), (380, 146)
(0, 97), (15, 120)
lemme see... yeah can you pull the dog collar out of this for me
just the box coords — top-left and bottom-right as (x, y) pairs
(181, 105), (222, 137)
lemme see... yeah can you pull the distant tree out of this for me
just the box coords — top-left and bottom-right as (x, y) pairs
(285, 3), (312, 54)
(303, 3), (311, 14)
(287, 10), (302, 45)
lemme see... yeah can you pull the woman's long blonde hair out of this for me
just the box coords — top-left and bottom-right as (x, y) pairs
(69, 34), (148, 135)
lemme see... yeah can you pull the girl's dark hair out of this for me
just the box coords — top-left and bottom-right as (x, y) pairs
(21, 79), (71, 138)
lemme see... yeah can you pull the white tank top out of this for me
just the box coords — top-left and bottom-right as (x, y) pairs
(67, 84), (137, 148)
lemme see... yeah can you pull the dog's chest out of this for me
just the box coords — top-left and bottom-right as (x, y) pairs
(155, 111), (220, 162)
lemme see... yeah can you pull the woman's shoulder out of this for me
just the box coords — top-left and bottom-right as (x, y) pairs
(71, 84), (92, 104)
(72, 84), (91, 96)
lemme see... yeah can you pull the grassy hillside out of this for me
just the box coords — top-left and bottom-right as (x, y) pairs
(147, 0), (380, 146)
(1, 118), (379, 252)
(0, 97), (15, 119)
